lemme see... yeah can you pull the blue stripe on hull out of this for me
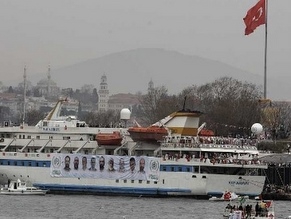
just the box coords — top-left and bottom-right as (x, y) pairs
(34, 183), (192, 196)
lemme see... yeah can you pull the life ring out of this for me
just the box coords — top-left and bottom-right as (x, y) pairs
(0, 138), (4, 142)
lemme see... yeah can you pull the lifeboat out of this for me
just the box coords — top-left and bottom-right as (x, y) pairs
(127, 126), (168, 142)
(199, 129), (215, 136)
(95, 131), (123, 146)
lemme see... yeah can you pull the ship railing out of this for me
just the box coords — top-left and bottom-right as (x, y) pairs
(197, 136), (257, 146)
(199, 144), (257, 150)
(18, 138), (35, 153)
(161, 142), (200, 148)
(1, 137), (16, 152)
(36, 139), (52, 153)
(199, 157), (263, 166)
(161, 142), (257, 150)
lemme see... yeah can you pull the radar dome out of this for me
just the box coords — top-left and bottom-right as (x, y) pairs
(251, 123), (263, 135)
(120, 108), (131, 120)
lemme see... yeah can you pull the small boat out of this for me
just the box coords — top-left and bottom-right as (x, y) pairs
(223, 199), (275, 219)
(209, 191), (241, 201)
(96, 131), (123, 146)
(0, 179), (48, 195)
(127, 125), (168, 142)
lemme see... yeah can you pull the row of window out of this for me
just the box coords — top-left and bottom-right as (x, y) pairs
(115, 179), (157, 184)
(0, 159), (197, 173)
(0, 160), (50, 167)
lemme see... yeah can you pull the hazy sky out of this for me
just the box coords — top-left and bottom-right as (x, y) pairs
(1, 0), (290, 97)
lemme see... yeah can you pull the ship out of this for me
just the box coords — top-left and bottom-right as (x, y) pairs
(0, 98), (267, 197)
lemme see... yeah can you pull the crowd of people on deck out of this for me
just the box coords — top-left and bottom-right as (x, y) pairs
(162, 136), (259, 148)
(162, 151), (262, 167)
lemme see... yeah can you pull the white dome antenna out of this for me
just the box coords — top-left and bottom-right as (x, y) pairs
(120, 108), (131, 127)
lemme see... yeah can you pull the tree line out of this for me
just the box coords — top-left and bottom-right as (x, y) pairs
(1, 77), (291, 152)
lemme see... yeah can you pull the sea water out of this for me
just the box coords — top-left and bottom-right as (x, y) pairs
(0, 195), (290, 219)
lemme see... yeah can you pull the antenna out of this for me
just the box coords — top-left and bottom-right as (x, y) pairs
(182, 96), (187, 111)
(23, 65), (27, 126)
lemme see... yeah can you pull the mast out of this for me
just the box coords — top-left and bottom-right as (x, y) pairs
(47, 64), (51, 97)
(23, 65), (27, 126)
(263, 0), (268, 99)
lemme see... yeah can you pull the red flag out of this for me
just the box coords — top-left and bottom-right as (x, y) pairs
(243, 0), (266, 35)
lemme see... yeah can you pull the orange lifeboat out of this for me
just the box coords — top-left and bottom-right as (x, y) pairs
(127, 126), (168, 142)
(95, 131), (123, 146)
(199, 129), (215, 136)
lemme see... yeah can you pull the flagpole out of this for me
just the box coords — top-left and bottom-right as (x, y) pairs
(263, 0), (268, 99)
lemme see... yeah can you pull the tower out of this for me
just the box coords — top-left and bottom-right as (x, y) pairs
(98, 74), (109, 112)
(148, 79), (154, 93)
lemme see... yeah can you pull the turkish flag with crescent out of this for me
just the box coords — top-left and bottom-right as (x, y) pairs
(243, 0), (266, 35)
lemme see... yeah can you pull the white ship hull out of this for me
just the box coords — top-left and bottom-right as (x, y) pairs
(0, 153), (265, 197)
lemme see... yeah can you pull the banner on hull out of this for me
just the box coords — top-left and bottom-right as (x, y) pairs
(50, 154), (160, 181)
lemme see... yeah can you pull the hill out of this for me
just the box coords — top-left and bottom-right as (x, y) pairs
(12, 48), (290, 100)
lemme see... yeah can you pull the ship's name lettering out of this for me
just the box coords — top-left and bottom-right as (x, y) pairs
(229, 181), (249, 185)
(42, 127), (60, 131)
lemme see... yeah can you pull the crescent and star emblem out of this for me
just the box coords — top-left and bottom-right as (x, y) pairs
(252, 7), (263, 22)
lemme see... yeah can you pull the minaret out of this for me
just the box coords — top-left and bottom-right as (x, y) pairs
(98, 74), (109, 112)
(23, 65), (27, 125)
(148, 79), (154, 93)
